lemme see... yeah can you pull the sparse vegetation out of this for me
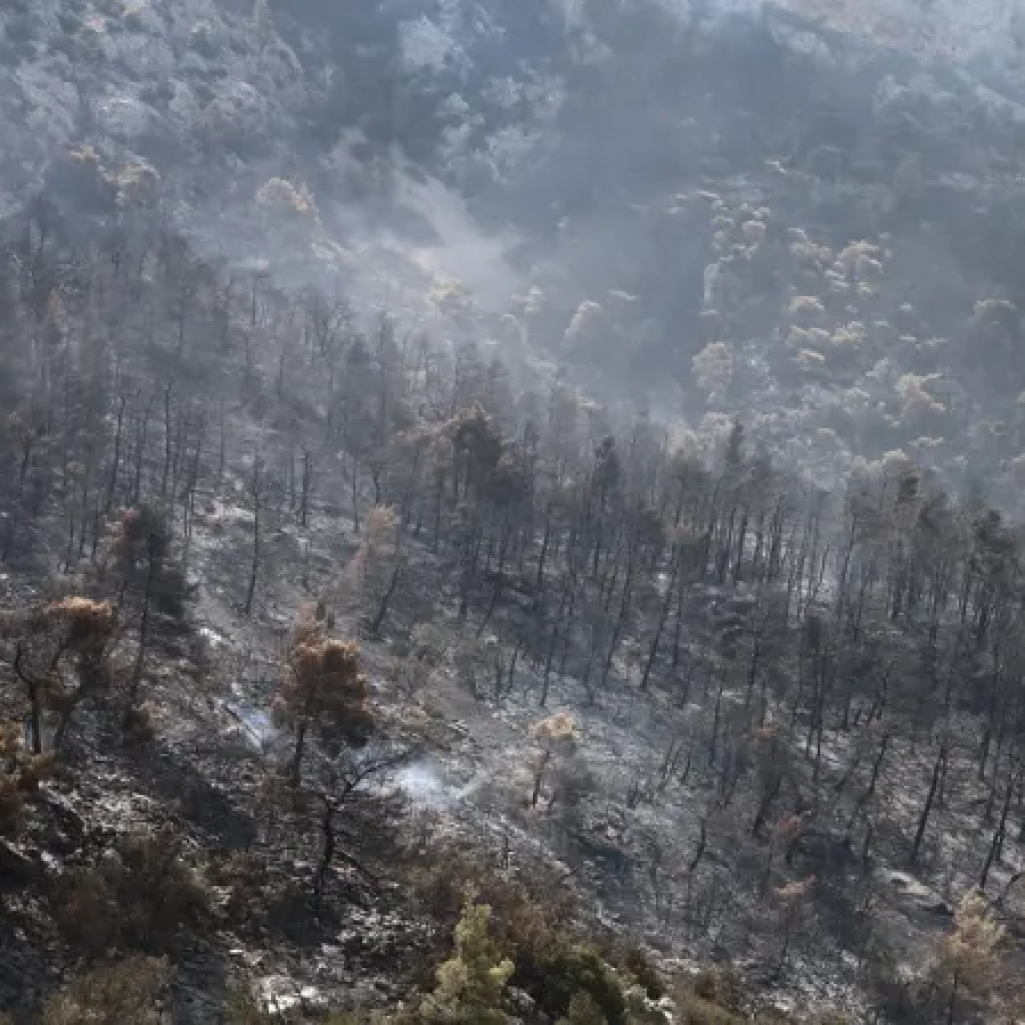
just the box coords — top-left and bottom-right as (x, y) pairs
(39, 956), (169, 1025)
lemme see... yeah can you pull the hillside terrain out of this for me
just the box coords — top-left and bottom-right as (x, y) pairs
(4, 1), (1025, 1024)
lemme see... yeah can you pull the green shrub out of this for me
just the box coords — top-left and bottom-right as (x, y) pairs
(407, 846), (631, 1025)
(527, 938), (626, 1025)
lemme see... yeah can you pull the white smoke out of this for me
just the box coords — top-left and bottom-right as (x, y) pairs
(395, 760), (491, 809)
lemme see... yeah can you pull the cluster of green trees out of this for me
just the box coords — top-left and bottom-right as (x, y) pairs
(0, 891), (849, 1024)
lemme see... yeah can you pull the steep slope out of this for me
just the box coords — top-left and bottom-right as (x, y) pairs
(5, 2), (1025, 1023)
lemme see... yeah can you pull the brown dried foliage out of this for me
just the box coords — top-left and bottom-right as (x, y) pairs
(277, 607), (371, 748)
(0, 721), (55, 835)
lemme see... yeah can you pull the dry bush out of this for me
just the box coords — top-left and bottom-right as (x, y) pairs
(0, 721), (55, 835)
(39, 956), (169, 1025)
(111, 506), (165, 566)
(671, 988), (745, 1025)
(0, 772), (27, 835)
(256, 178), (318, 221)
(121, 702), (156, 745)
(107, 160), (160, 208)
(58, 828), (209, 954)
(787, 295), (826, 322)
(120, 3), (146, 29)
(209, 850), (307, 938)
(693, 342), (734, 395)
(118, 829), (210, 944)
(396, 623), (448, 698)
(40, 597), (117, 687)
(689, 968), (746, 1015)
(40, 598), (116, 644)
(896, 373), (945, 420)
(13, 750), (55, 793)
(530, 713), (579, 809)
(930, 889), (1007, 1024)
(210, 850), (268, 925)
(330, 505), (401, 633)
(107, 507), (188, 618)
(223, 986), (277, 1025)
(406, 841), (573, 959)
(56, 871), (120, 954)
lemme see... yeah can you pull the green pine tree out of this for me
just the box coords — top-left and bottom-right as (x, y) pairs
(420, 901), (514, 1025)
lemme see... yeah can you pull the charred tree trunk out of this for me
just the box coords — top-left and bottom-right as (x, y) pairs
(908, 741), (947, 868)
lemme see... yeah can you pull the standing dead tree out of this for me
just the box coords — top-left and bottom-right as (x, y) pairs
(305, 744), (411, 913)
(1, 597), (116, 753)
